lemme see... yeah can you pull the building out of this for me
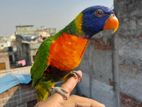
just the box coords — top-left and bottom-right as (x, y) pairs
(15, 25), (35, 35)
(35, 27), (56, 37)
(0, 25), (56, 107)
(15, 34), (41, 66)
(13, 25), (56, 67)
(29, 43), (41, 64)
(0, 36), (15, 72)
(0, 36), (12, 51)
(0, 52), (10, 73)
(15, 25), (56, 37)
(0, 25), (56, 71)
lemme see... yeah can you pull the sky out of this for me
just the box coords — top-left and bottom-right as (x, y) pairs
(0, 0), (113, 36)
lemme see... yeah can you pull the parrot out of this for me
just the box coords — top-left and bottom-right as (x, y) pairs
(31, 5), (119, 101)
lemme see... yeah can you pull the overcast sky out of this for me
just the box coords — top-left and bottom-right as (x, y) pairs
(0, 0), (113, 36)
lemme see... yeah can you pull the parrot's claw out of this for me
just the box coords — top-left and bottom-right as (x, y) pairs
(50, 87), (69, 100)
(69, 71), (82, 82)
(63, 71), (82, 82)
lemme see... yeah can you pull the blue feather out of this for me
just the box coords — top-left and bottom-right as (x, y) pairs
(82, 5), (113, 38)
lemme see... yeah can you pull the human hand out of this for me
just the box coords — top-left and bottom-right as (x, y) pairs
(35, 70), (105, 107)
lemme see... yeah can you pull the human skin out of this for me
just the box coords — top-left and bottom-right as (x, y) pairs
(35, 70), (105, 107)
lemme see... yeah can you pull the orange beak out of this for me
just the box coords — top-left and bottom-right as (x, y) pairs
(103, 14), (119, 32)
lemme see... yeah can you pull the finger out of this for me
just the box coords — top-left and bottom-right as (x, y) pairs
(46, 70), (82, 103)
(61, 70), (82, 94)
(75, 102), (105, 107)
(63, 95), (105, 107)
(74, 96), (105, 107)
(75, 103), (105, 107)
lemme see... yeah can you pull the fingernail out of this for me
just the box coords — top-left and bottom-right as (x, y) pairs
(76, 70), (82, 82)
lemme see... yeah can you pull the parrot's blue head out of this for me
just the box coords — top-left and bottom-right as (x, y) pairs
(81, 5), (119, 38)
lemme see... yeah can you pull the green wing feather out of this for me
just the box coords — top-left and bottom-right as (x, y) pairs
(31, 31), (62, 87)
(31, 37), (51, 86)
(30, 32), (63, 101)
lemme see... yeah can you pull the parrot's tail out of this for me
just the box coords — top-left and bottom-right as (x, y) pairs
(35, 80), (54, 101)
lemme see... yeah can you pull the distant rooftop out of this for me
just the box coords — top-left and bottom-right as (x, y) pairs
(16, 25), (34, 28)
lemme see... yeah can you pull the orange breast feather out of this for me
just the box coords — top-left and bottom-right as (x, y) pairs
(48, 33), (89, 71)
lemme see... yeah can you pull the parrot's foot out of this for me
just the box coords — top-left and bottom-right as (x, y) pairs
(64, 71), (82, 82)
(50, 87), (69, 100)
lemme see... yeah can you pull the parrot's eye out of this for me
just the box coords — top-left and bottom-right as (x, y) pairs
(95, 9), (104, 17)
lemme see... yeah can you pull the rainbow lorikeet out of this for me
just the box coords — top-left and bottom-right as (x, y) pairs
(31, 5), (119, 101)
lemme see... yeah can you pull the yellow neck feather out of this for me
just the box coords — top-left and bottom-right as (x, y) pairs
(74, 13), (83, 34)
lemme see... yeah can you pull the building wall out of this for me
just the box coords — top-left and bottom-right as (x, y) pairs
(30, 43), (40, 64)
(0, 52), (10, 72)
(114, 0), (142, 106)
(77, 35), (116, 107)
(77, 1), (142, 107)
(15, 25), (56, 36)
(0, 43), (8, 50)
(0, 36), (12, 50)
(15, 25), (34, 35)
(78, 38), (113, 85)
